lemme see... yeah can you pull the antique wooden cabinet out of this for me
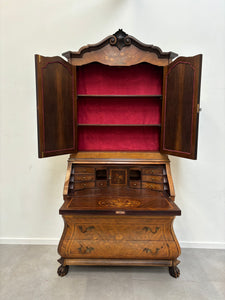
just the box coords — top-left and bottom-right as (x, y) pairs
(35, 30), (202, 278)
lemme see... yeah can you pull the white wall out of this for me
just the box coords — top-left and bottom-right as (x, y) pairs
(0, 0), (224, 248)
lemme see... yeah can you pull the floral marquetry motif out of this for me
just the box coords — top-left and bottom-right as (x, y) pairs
(97, 199), (141, 208)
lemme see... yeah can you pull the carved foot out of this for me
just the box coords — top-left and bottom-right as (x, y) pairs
(168, 265), (180, 278)
(57, 265), (69, 277)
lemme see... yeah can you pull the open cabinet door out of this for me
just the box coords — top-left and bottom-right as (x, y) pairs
(35, 55), (77, 158)
(160, 55), (202, 159)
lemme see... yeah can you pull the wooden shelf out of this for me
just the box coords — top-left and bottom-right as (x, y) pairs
(77, 94), (162, 98)
(78, 124), (161, 127)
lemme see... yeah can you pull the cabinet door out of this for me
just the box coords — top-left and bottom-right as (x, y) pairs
(35, 55), (77, 158)
(160, 55), (202, 159)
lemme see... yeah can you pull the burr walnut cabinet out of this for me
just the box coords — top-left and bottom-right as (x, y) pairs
(35, 30), (202, 278)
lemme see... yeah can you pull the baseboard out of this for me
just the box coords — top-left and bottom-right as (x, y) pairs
(0, 238), (58, 245)
(180, 241), (225, 249)
(0, 238), (225, 249)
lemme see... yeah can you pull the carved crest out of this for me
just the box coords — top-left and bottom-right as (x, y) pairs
(109, 29), (131, 50)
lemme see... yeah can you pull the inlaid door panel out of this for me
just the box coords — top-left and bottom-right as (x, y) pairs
(161, 55), (202, 159)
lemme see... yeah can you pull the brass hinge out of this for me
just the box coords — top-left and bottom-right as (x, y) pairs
(197, 104), (202, 113)
(39, 55), (41, 63)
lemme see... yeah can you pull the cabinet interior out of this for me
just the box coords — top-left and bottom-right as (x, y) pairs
(96, 169), (107, 180)
(68, 163), (170, 195)
(129, 169), (141, 181)
(77, 62), (163, 151)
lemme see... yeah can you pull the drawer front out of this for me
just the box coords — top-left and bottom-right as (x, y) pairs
(63, 240), (175, 259)
(75, 174), (95, 181)
(75, 224), (164, 241)
(110, 169), (127, 185)
(96, 180), (108, 188)
(75, 181), (95, 190)
(74, 167), (95, 174)
(129, 181), (141, 188)
(142, 167), (163, 176)
(142, 175), (164, 183)
(142, 182), (164, 191)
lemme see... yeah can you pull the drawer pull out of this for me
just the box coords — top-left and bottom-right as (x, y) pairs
(143, 226), (160, 234)
(82, 176), (86, 179)
(143, 247), (160, 255)
(133, 183), (137, 186)
(78, 226), (95, 233)
(78, 244), (94, 254)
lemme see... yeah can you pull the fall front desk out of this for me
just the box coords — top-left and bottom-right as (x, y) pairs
(35, 30), (202, 277)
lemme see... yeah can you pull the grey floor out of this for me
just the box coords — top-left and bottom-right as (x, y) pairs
(0, 246), (224, 300)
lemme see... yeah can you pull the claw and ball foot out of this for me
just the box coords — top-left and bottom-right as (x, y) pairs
(168, 265), (180, 278)
(57, 265), (69, 277)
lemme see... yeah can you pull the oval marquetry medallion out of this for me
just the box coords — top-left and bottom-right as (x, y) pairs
(97, 198), (141, 208)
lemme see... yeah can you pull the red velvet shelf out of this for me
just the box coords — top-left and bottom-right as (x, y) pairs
(78, 126), (160, 151)
(77, 62), (163, 95)
(78, 124), (161, 127)
(78, 97), (162, 125)
(77, 95), (162, 98)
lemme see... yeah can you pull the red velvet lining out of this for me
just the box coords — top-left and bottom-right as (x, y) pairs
(78, 97), (161, 125)
(77, 63), (162, 95)
(78, 126), (160, 151)
(77, 62), (162, 151)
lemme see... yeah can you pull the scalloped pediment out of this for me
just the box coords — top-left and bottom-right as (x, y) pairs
(62, 29), (178, 66)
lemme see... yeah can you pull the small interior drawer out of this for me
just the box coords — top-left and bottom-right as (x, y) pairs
(142, 175), (164, 183)
(142, 167), (163, 176)
(96, 180), (108, 188)
(74, 181), (95, 190)
(75, 174), (95, 181)
(129, 181), (141, 188)
(142, 182), (164, 191)
(74, 167), (95, 174)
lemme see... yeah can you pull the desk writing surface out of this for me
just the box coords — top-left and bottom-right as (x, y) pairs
(60, 187), (181, 216)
